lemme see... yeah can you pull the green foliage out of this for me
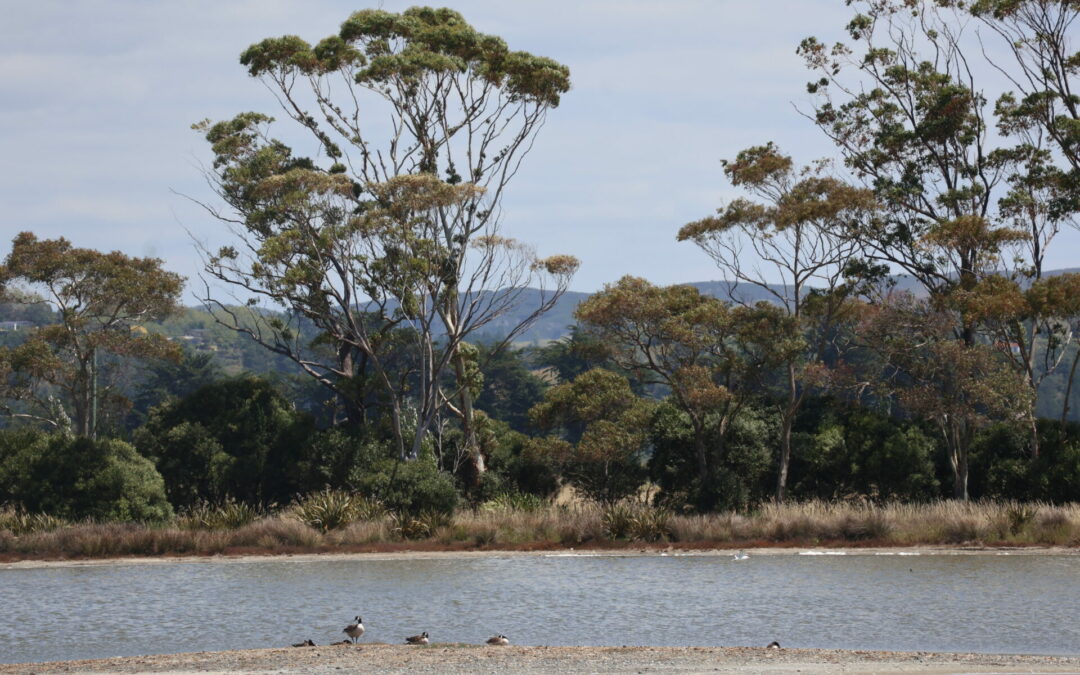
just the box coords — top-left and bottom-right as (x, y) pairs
(177, 498), (261, 531)
(474, 344), (548, 432)
(0, 506), (66, 535)
(528, 368), (652, 503)
(0, 429), (172, 522)
(649, 402), (774, 512)
(601, 503), (672, 541)
(479, 491), (548, 513)
(290, 489), (383, 532)
(134, 377), (313, 507)
(972, 420), (1080, 503)
(353, 458), (459, 516)
(483, 424), (561, 498)
(0, 232), (184, 437)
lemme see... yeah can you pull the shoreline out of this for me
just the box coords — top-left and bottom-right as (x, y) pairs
(3, 543), (1079, 570)
(4, 644), (1080, 674)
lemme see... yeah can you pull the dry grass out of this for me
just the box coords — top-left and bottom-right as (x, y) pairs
(1, 500), (1079, 561)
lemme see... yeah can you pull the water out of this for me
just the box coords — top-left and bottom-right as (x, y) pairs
(2, 552), (1079, 664)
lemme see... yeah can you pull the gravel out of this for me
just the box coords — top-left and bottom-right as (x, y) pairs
(4, 644), (1080, 674)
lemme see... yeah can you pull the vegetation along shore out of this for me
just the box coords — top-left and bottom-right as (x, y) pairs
(3, 499), (1078, 563)
(4, 4), (1080, 560)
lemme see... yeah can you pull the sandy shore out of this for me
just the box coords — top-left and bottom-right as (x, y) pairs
(3, 545), (1079, 570)
(3, 644), (1080, 674)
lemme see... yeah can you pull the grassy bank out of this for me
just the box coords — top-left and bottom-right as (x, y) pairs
(2, 500), (1079, 561)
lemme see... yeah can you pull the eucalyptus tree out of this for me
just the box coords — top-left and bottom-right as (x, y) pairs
(798, 0), (1030, 346)
(575, 277), (801, 509)
(678, 143), (876, 501)
(0, 233), (183, 437)
(859, 294), (1032, 499)
(194, 8), (577, 469)
(966, 0), (1080, 432)
(526, 368), (652, 504)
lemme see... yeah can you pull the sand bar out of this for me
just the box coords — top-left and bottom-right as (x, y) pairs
(3, 644), (1080, 674)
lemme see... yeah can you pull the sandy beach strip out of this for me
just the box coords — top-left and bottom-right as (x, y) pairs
(3, 545), (1079, 570)
(3, 644), (1080, 674)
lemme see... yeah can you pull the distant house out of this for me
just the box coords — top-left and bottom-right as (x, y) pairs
(0, 320), (36, 332)
(994, 340), (1022, 356)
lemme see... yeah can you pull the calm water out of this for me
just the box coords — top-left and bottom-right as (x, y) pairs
(2, 552), (1079, 664)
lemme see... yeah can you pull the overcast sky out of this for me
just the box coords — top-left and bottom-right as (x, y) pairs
(3, 1), (1074, 298)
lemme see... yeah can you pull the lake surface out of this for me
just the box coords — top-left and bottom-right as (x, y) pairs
(2, 552), (1079, 664)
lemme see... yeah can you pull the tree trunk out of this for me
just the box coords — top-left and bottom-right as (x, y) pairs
(953, 454), (969, 501)
(946, 422), (970, 501)
(775, 410), (794, 503)
(1061, 346), (1080, 435)
(775, 363), (799, 503)
(453, 352), (485, 487)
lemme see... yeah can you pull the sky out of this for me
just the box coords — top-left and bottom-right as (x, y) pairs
(2, 1), (1075, 299)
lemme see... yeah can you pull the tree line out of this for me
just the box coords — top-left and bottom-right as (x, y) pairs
(2, 2), (1080, 522)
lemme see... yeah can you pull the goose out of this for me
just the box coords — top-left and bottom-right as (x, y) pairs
(486, 634), (510, 646)
(330, 640), (353, 646)
(733, 550), (750, 561)
(291, 639), (316, 647)
(343, 616), (365, 643)
(766, 641), (781, 649)
(405, 631), (430, 645)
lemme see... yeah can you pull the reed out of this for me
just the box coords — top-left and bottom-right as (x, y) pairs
(2, 499), (1078, 560)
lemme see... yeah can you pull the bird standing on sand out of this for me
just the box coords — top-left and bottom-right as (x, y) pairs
(486, 634), (510, 645)
(405, 631), (430, 645)
(343, 616), (365, 643)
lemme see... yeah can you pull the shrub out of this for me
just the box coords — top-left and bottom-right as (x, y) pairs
(178, 498), (262, 531)
(0, 429), (173, 522)
(353, 459), (459, 516)
(290, 489), (383, 532)
(0, 506), (66, 535)
(134, 377), (314, 507)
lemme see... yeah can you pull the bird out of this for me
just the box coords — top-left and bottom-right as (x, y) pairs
(291, 639), (316, 647)
(405, 631), (430, 645)
(343, 616), (365, 643)
(330, 640), (353, 646)
(486, 634), (510, 645)
(766, 641), (781, 649)
(733, 550), (750, 561)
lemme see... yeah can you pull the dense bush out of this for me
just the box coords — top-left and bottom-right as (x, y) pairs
(133, 377), (314, 507)
(972, 421), (1080, 503)
(788, 406), (940, 501)
(0, 429), (172, 522)
(353, 456), (460, 516)
(649, 403), (773, 511)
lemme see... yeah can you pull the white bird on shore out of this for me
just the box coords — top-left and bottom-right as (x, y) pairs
(733, 550), (750, 561)
(343, 616), (365, 643)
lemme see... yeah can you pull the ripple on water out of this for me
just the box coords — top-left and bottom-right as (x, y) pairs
(2, 554), (1079, 663)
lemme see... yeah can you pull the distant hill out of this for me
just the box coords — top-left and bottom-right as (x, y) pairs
(484, 268), (1080, 343)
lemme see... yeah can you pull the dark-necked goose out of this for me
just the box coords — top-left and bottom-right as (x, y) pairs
(405, 631), (430, 645)
(343, 616), (365, 643)
(486, 634), (510, 645)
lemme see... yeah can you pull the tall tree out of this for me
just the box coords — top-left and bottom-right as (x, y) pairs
(798, 0), (1029, 347)
(575, 276), (800, 510)
(678, 143), (875, 501)
(859, 294), (1032, 499)
(967, 0), (1080, 433)
(194, 8), (578, 470)
(0, 233), (183, 437)
(526, 368), (652, 504)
